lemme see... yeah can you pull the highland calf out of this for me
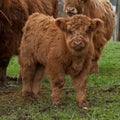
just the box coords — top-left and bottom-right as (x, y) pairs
(19, 13), (103, 108)
(0, 0), (58, 85)
(64, 0), (115, 73)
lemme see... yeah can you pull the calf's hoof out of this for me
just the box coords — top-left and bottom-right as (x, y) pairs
(52, 98), (62, 107)
(32, 93), (39, 100)
(78, 101), (88, 109)
(22, 90), (33, 98)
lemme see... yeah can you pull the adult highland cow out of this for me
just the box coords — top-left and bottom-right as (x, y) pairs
(0, 0), (58, 85)
(19, 13), (103, 108)
(64, 0), (115, 73)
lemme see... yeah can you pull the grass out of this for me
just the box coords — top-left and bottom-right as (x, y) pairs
(0, 41), (120, 120)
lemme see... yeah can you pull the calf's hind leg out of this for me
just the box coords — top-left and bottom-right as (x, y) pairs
(21, 64), (36, 97)
(32, 65), (45, 98)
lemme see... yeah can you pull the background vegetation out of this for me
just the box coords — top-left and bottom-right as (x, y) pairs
(0, 41), (120, 120)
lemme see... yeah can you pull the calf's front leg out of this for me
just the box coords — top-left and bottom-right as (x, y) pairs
(50, 73), (65, 106)
(47, 61), (65, 106)
(72, 60), (91, 108)
(73, 74), (88, 108)
(32, 66), (45, 98)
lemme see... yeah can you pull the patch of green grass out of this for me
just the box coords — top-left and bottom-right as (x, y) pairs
(0, 41), (120, 120)
(7, 56), (20, 77)
(88, 41), (120, 86)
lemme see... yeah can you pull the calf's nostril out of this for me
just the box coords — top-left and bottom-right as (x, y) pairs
(74, 41), (82, 45)
(69, 7), (75, 11)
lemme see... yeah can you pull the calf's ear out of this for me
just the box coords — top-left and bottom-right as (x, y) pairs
(55, 18), (68, 32)
(90, 19), (104, 32)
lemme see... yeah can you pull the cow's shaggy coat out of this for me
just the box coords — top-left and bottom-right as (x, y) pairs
(19, 13), (103, 108)
(64, 0), (115, 73)
(0, 0), (58, 85)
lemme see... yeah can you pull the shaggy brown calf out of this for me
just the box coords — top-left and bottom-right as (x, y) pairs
(0, 0), (58, 85)
(19, 13), (103, 108)
(64, 0), (115, 73)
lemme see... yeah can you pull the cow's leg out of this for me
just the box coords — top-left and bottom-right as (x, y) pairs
(90, 56), (99, 74)
(47, 62), (65, 106)
(32, 65), (45, 99)
(90, 44), (101, 74)
(0, 58), (10, 86)
(21, 64), (36, 98)
(50, 74), (65, 106)
(72, 59), (91, 108)
(73, 75), (88, 109)
(91, 35), (107, 74)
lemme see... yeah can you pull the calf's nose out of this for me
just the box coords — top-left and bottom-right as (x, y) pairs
(74, 41), (82, 46)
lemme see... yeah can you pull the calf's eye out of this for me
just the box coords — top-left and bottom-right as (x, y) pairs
(85, 25), (92, 33)
(67, 30), (74, 35)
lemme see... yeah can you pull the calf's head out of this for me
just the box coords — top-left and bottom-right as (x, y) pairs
(55, 15), (103, 54)
(64, 0), (88, 16)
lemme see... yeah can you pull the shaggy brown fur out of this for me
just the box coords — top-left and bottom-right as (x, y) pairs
(19, 13), (103, 108)
(0, 0), (58, 85)
(64, 0), (115, 73)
